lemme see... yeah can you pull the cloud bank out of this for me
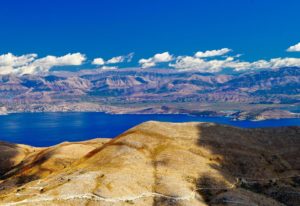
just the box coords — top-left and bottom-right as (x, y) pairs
(169, 48), (300, 72)
(0, 53), (85, 75)
(2, 44), (300, 75)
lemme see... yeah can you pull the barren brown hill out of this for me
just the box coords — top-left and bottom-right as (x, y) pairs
(0, 121), (299, 205)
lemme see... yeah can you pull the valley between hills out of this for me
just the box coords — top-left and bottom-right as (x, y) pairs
(0, 121), (299, 205)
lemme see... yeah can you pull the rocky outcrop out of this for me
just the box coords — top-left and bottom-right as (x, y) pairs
(0, 107), (7, 115)
(0, 122), (299, 205)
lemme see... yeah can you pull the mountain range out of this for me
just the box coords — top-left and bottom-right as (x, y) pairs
(0, 67), (299, 120)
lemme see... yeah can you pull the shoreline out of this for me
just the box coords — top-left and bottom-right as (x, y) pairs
(2, 109), (300, 122)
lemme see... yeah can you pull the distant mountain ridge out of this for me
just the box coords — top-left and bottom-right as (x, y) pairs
(0, 67), (299, 119)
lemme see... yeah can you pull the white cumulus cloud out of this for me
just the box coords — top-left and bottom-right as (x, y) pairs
(268, 57), (300, 68)
(287, 42), (300, 52)
(195, 48), (231, 58)
(169, 49), (300, 73)
(0, 53), (37, 74)
(92, 53), (134, 66)
(170, 56), (235, 72)
(139, 52), (173, 68)
(0, 53), (86, 75)
(33, 53), (85, 68)
(100, 66), (119, 70)
(92, 58), (105, 65)
(107, 56), (125, 64)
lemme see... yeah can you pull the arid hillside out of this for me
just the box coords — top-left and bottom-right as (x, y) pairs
(0, 122), (299, 205)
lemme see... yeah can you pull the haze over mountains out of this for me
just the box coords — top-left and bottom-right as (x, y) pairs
(0, 67), (299, 120)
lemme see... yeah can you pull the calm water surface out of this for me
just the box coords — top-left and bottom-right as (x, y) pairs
(0, 112), (299, 147)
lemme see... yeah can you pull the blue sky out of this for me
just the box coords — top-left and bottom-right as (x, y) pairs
(1, 0), (300, 74)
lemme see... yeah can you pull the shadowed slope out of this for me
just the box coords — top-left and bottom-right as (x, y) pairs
(0, 142), (37, 178)
(197, 124), (300, 205)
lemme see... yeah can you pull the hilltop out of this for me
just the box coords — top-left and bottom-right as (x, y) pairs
(0, 121), (299, 205)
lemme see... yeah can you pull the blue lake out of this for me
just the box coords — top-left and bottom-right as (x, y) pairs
(0, 112), (299, 147)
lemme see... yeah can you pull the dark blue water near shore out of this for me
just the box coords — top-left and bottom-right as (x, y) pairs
(0, 112), (299, 147)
